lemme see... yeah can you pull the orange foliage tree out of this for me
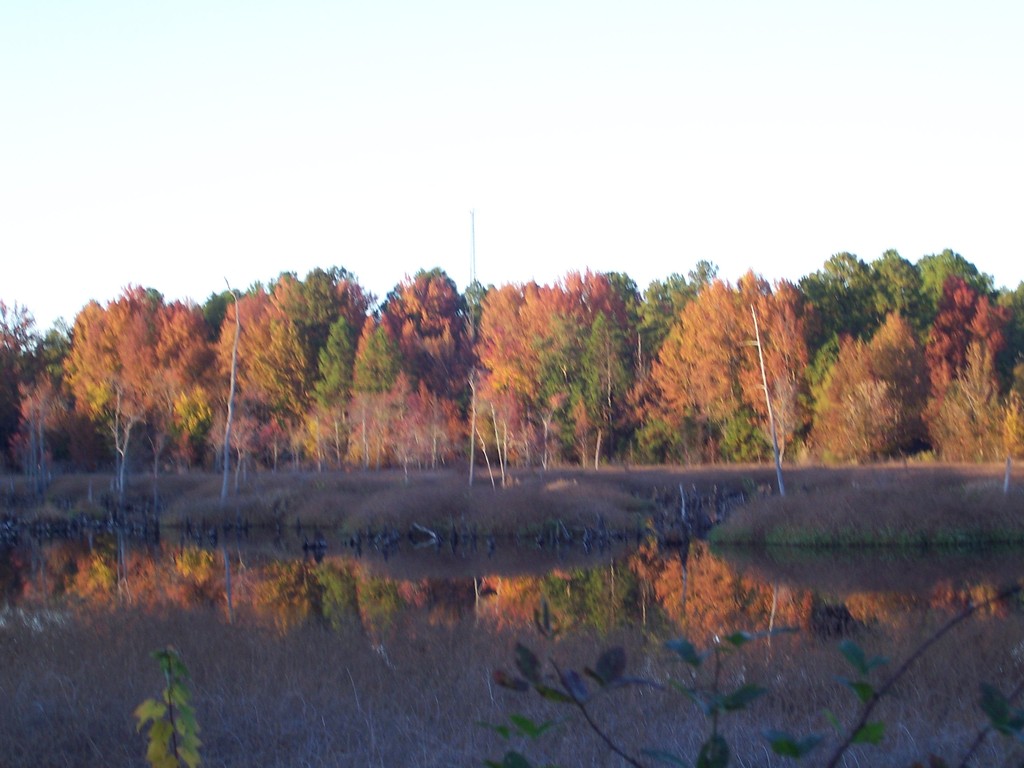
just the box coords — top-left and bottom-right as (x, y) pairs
(812, 313), (927, 461)
(650, 273), (810, 462)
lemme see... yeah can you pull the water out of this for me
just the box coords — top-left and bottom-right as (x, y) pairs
(3, 527), (1022, 642)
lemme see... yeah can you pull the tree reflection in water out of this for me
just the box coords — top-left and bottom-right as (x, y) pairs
(3, 535), (1022, 645)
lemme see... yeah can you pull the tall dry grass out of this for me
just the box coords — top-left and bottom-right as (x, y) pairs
(713, 463), (1024, 547)
(2, 596), (1022, 767)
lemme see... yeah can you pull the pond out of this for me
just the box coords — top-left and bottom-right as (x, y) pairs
(2, 527), (1023, 767)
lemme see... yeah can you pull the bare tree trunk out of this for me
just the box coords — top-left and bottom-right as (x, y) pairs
(594, 428), (602, 470)
(221, 283), (240, 507)
(477, 424), (496, 489)
(468, 373), (477, 487)
(542, 415), (551, 471)
(491, 404), (506, 487)
(751, 306), (785, 497)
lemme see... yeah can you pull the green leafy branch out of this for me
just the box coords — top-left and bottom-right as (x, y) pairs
(483, 600), (662, 768)
(655, 629), (796, 768)
(484, 584), (1024, 767)
(134, 646), (202, 768)
(819, 584), (1023, 768)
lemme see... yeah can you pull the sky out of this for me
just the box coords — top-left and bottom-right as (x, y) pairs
(2, 0), (1023, 330)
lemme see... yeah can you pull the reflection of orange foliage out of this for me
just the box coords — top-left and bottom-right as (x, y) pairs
(475, 575), (545, 632)
(73, 551), (117, 604)
(9, 538), (1018, 647)
(845, 592), (919, 628)
(627, 541), (810, 642)
(927, 581), (1008, 618)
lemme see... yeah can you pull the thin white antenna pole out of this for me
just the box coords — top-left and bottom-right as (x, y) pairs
(470, 209), (477, 286)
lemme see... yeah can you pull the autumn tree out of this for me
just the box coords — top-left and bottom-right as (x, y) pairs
(147, 300), (216, 473)
(66, 287), (164, 495)
(812, 310), (931, 462)
(380, 268), (472, 403)
(638, 262), (717, 366)
(925, 275), (1009, 436)
(650, 273), (810, 463)
(929, 342), (1002, 461)
(866, 312), (928, 452)
(1004, 391), (1024, 461)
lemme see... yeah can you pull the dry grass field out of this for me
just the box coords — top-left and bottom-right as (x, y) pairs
(1, 598), (1022, 767)
(2, 463), (1023, 766)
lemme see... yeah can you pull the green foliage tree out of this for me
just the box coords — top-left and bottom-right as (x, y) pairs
(638, 262), (717, 368)
(579, 313), (633, 466)
(800, 252), (875, 349)
(314, 316), (355, 407)
(353, 321), (401, 394)
(0, 301), (37, 466)
(918, 249), (995, 323)
(869, 250), (927, 334)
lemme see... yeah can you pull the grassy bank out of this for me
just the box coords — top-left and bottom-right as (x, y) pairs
(5, 462), (1022, 546)
(712, 463), (1024, 548)
(2, 466), (771, 535)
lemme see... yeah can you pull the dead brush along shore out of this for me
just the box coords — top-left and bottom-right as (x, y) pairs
(711, 462), (1024, 548)
(2, 467), (773, 539)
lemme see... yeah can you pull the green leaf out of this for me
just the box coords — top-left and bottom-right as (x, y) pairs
(722, 683), (767, 711)
(146, 721), (173, 764)
(515, 644), (541, 684)
(478, 721), (513, 740)
(764, 730), (823, 758)
(823, 709), (842, 732)
(594, 646), (626, 685)
(851, 721), (886, 745)
(494, 750), (534, 768)
(666, 638), (705, 668)
(838, 677), (876, 704)
(980, 683), (1024, 736)
(642, 748), (690, 766)
(179, 742), (202, 768)
(723, 630), (755, 648)
(535, 685), (574, 704)
(494, 670), (530, 692)
(838, 640), (868, 674)
(508, 714), (557, 740)
(696, 733), (730, 768)
(839, 639), (887, 675)
(980, 683), (1010, 728)
(134, 698), (167, 728)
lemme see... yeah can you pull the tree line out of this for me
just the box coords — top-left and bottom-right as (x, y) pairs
(2, 249), (1023, 486)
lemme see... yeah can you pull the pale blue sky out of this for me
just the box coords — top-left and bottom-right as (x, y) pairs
(2, 0), (1022, 329)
